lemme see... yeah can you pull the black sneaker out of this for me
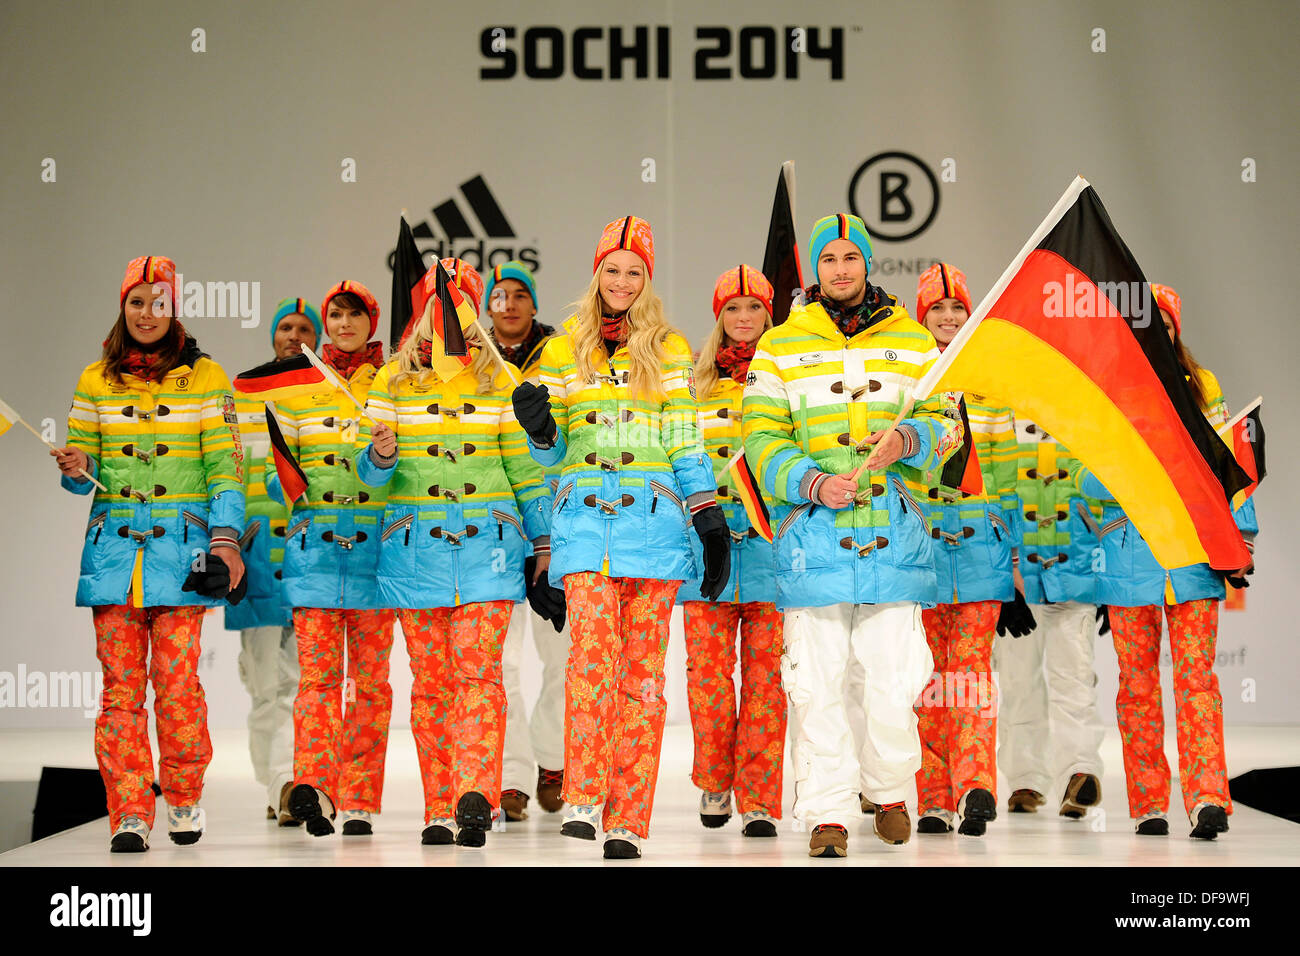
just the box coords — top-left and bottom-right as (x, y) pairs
(1189, 804), (1229, 840)
(1136, 817), (1169, 836)
(917, 815), (954, 834)
(957, 788), (997, 837)
(421, 821), (455, 845)
(454, 791), (493, 847)
(288, 783), (335, 837)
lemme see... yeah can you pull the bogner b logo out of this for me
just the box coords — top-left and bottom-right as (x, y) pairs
(388, 174), (540, 275)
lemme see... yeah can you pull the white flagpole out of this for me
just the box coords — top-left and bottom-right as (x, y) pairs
(300, 343), (366, 413)
(1216, 395), (1263, 436)
(1, 397), (109, 491)
(911, 175), (1091, 401)
(471, 320), (522, 387)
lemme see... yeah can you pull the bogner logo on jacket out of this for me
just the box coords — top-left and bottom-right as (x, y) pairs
(742, 296), (962, 609)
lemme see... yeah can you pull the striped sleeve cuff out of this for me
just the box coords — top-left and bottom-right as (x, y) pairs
(531, 535), (551, 556)
(799, 470), (831, 505)
(687, 491), (716, 515)
(209, 528), (239, 551)
(369, 444), (398, 469)
(896, 424), (918, 461)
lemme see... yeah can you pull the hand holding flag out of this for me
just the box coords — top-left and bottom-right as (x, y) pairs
(0, 395), (108, 491)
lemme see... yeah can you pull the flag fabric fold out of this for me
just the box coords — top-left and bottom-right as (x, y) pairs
(761, 161), (804, 327)
(410, 259), (477, 382)
(724, 448), (773, 543)
(391, 215), (427, 349)
(232, 354), (326, 400)
(938, 395), (984, 496)
(264, 403), (308, 505)
(0, 395), (17, 437)
(917, 177), (1250, 571)
(1219, 396), (1265, 508)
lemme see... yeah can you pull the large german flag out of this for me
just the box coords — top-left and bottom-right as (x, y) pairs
(916, 177), (1251, 571)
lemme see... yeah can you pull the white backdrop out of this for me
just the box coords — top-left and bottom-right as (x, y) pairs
(1, 0), (1295, 732)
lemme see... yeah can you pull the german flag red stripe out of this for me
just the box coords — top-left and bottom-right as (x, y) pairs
(232, 354), (326, 399)
(926, 179), (1249, 571)
(264, 404), (308, 505)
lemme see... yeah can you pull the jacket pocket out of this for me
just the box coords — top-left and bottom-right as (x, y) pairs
(988, 511), (1009, 542)
(553, 481), (574, 513)
(891, 477), (931, 537)
(182, 509), (209, 544)
(491, 508), (525, 540)
(648, 478), (684, 515)
(287, 515), (311, 549)
(1099, 515), (1129, 539)
(86, 512), (107, 544)
(238, 522), (261, 551)
(776, 502), (811, 540)
(380, 513), (414, 543)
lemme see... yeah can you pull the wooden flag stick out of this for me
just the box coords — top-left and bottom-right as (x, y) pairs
(470, 320), (522, 387)
(299, 343), (367, 413)
(850, 395), (916, 482)
(17, 417), (109, 491)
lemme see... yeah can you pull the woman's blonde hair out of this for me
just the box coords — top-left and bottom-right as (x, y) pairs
(569, 272), (679, 400)
(694, 309), (773, 398)
(390, 302), (497, 394)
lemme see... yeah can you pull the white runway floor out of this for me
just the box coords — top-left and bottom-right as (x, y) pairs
(2, 724), (1297, 867)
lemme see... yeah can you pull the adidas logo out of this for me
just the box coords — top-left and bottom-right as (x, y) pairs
(387, 174), (540, 275)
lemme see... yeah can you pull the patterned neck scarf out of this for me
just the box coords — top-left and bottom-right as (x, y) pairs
(114, 320), (190, 382)
(715, 340), (756, 384)
(491, 320), (554, 370)
(600, 311), (627, 356)
(322, 340), (384, 381)
(809, 282), (889, 338)
(416, 338), (480, 370)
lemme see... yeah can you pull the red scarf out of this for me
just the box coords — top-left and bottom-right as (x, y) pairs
(715, 340), (756, 383)
(322, 340), (384, 380)
(416, 339), (480, 370)
(600, 312), (627, 346)
(113, 321), (188, 382)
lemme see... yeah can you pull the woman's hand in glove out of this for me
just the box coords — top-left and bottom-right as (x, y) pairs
(524, 554), (566, 631)
(692, 505), (732, 602)
(182, 551), (234, 600)
(1096, 604), (1110, 635)
(511, 382), (557, 446)
(996, 589), (1037, 638)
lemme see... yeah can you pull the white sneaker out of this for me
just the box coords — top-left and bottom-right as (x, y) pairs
(340, 809), (373, 836)
(741, 809), (778, 837)
(561, 802), (603, 840)
(166, 805), (205, 846)
(603, 827), (642, 859)
(110, 815), (150, 853)
(699, 790), (732, 828)
(421, 817), (456, 845)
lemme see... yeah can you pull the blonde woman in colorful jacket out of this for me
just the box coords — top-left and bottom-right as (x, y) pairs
(680, 265), (785, 838)
(358, 259), (553, 847)
(909, 263), (1019, 837)
(743, 214), (962, 857)
(1072, 283), (1258, 840)
(52, 256), (246, 852)
(266, 281), (395, 838)
(224, 298), (321, 826)
(484, 262), (570, 820)
(511, 216), (729, 859)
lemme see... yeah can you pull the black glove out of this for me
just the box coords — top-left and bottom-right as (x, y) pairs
(1218, 569), (1252, 590)
(525, 555), (566, 631)
(1096, 604), (1110, 635)
(996, 589), (1037, 638)
(511, 382), (557, 446)
(182, 551), (233, 600)
(692, 506), (732, 602)
(226, 569), (248, 606)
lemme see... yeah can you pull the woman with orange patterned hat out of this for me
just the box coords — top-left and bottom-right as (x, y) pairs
(52, 255), (246, 851)
(268, 280), (396, 838)
(359, 258), (554, 848)
(511, 216), (730, 859)
(681, 265), (785, 837)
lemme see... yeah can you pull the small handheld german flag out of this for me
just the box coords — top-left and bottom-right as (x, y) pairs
(264, 403), (308, 505)
(938, 395), (984, 496)
(233, 354), (326, 400)
(723, 448), (773, 542)
(1218, 396), (1265, 509)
